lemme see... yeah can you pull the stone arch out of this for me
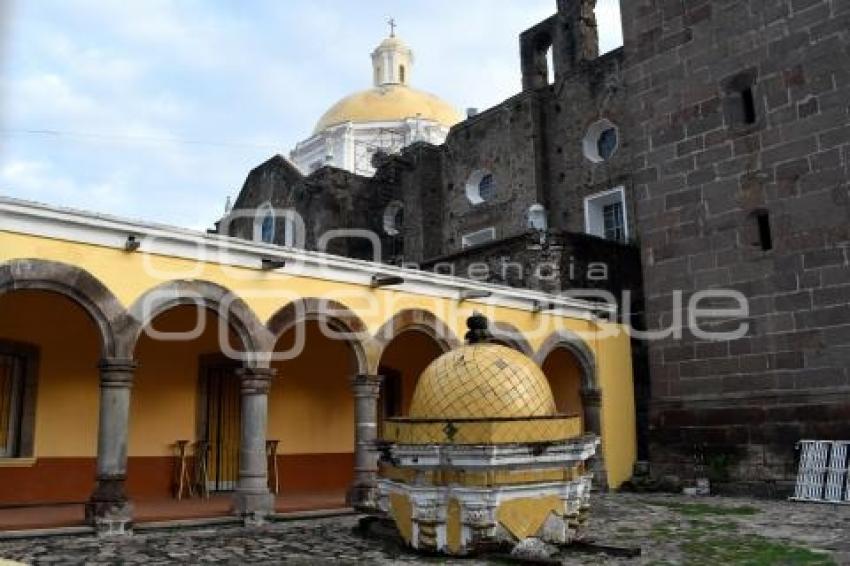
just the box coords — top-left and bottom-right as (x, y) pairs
(488, 321), (534, 357)
(0, 259), (123, 357)
(266, 297), (370, 375)
(123, 279), (272, 364)
(534, 328), (606, 487)
(372, 309), (461, 373)
(533, 329), (598, 392)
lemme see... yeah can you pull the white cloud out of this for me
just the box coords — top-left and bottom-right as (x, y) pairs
(0, 157), (127, 210)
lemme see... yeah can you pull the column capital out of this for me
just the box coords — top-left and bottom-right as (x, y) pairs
(351, 374), (383, 397)
(580, 388), (602, 406)
(98, 358), (137, 388)
(236, 366), (276, 395)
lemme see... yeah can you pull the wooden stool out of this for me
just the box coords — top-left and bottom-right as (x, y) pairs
(173, 440), (194, 500)
(193, 440), (210, 499)
(266, 440), (280, 494)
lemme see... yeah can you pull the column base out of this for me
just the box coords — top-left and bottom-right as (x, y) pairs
(85, 477), (133, 535)
(347, 483), (379, 513)
(232, 491), (275, 525)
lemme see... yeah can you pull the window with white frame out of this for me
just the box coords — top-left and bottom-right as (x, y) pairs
(462, 227), (496, 248)
(254, 203), (275, 244)
(584, 187), (628, 242)
(465, 170), (496, 205)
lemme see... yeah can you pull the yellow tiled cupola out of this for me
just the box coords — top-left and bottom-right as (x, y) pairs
(376, 313), (599, 556)
(409, 344), (557, 420)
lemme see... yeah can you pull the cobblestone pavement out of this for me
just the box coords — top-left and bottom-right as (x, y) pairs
(0, 493), (848, 564)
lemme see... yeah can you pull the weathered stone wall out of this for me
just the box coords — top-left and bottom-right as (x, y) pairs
(393, 143), (446, 263)
(541, 48), (632, 236)
(225, 156), (380, 259)
(439, 92), (545, 256)
(621, 0), (850, 482)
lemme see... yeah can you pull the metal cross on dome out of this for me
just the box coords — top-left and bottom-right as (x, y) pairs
(387, 17), (396, 37)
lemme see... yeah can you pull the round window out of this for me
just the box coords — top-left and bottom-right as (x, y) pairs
(465, 170), (496, 205)
(583, 119), (619, 163)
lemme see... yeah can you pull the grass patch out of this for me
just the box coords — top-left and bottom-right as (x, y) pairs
(687, 517), (738, 533)
(646, 500), (760, 517)
(682, 535), (835, 565)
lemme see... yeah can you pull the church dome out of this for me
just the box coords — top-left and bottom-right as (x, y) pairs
(409, 344), (557, 420)
(311, 30), (462, 135)
(314, 84), (462, 134)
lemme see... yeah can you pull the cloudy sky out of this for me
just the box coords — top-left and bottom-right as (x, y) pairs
(0, 0), (622, 230)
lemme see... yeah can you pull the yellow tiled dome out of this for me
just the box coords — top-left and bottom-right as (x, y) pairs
(313, 85), (462, 135)
(409, 344), (557, 420)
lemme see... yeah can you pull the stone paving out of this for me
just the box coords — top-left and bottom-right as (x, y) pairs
(0, 493), (848, 564)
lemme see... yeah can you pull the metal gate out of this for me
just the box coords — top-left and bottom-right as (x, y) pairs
(0, 354), (24, 458)
(792, 440), (850, 504)
(202, 365), (241, 492)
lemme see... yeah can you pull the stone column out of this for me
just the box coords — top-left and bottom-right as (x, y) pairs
(85, 358), (136, 534)
(232, 366), (276, 524)
(347, 374), (383, 512)
(581, 387), (608, 490)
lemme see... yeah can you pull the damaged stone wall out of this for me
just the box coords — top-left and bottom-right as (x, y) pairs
(439, 93), (545, 256)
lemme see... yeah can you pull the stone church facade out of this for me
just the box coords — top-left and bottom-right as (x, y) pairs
(223, 0), (850, 489)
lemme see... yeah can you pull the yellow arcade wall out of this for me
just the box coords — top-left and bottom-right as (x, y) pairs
(0, 229), (637, 489)
(0, 290), (100, 502)
(269, 321), (355, 490)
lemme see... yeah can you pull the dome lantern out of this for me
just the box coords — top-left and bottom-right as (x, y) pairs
(371, 23), (414, 87)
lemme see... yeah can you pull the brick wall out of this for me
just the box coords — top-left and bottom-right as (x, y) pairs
(622, 0), (850, 482)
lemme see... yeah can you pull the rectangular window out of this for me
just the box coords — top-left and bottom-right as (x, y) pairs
(756, 211), (773, 251)
(741, 87), (757, 124)
(603, 201), (626, 242)
(0, 354), (25, 458)
(584, 187), (629, 243)
(462, 227), (496, 248)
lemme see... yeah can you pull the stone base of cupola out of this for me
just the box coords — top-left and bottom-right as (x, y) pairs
(376, 437), (597, 556)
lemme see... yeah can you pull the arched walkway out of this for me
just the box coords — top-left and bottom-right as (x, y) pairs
(372, 309), (460, 369)
(265, 299), (371, 506)
(0, 259), (123, 357)
(124, 279), (272, 362)
(0, 260), (126, 511)
(535, 330), (606, 487)
(376, 329), (448, 420)
(128, 304), (253, 498)
(123, 280), (277, 518)
(0, 288), (103, 504)
(266, 298), (370, 375)
(533, 330), (597, 393)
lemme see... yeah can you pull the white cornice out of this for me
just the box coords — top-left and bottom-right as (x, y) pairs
(0, 196), (615, 319)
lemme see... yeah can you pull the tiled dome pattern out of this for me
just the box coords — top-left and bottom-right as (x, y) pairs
(409, 344), (557, 420)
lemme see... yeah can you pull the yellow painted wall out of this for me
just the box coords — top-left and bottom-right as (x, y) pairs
(269, 321), (354, 454)
(0, 290), (100, 457)
(130, 306), (233, 456)
(0, 230), (638, 487)
(595, 330), (637, 487)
